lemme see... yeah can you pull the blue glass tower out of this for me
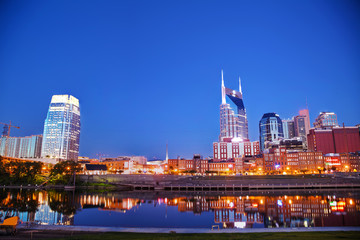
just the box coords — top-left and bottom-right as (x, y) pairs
(41, 95), (80, 161)
(259, 113), (284, 152)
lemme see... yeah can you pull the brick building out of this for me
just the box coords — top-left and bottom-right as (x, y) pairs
(213, 141), (260, 160)
(307, 126), (360, 154)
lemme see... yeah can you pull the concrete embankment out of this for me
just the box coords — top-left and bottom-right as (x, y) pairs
(2, 174), (359, 192)
(78, 174), (360, 192)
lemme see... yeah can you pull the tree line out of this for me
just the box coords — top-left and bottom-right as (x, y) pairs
(0, 156), (82, 185)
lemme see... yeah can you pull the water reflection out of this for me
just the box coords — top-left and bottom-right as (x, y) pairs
(1, 189), (359, 229)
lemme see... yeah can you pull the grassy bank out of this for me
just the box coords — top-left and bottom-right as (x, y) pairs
(9, 231), (358, 240)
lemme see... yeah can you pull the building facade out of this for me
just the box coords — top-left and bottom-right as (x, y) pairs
(298, 109), (311, 134)
(314, 112), (339, 129)
(41, 95), (81, 161)
(307, 126), (360, 154)
(0, 135), (42, 158)
(294, 115), (307, 140)
(259, 113), (284, 152)
(213, 141), (260, 160)
(219, 71), (248, 142)
(282, 119), (295, 139)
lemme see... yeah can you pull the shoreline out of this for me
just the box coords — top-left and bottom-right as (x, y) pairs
(17, 225), (360, 234)
(1, 173), (360, 192)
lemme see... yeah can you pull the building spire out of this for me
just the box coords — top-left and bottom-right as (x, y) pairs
(239, 76), (242, 94)
(165, 142), (168, 163)
(221, 70), (226, 104)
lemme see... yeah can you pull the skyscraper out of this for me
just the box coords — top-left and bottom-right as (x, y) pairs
(219, 71), (248, 142)
(41, 95), (80, 161)
(294, 115), (307, 139)
(259, 113), (284, 152)
(298, 109), (311, 134)
(282, 119), (295, 139)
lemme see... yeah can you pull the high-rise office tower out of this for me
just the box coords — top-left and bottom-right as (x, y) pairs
(282, 119), (295, 139)
(0, 135), (42, 158)
(259, 113), (284, 152)
(313, 112), (339, 129)
(41, 95), (80, 161)
(219, 71), (248, 142)
(298, 109), (310, 134)
(294, 115), (307, 139)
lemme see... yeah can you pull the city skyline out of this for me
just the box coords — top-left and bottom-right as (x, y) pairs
(1, 0), (359, 159)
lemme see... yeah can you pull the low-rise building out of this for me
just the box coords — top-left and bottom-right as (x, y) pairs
(213, 141), (260, 160)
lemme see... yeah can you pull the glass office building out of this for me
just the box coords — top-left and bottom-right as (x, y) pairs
(259, 113), (284, 152)
(41, 95), (80, 161)
(313, 112), (339, 129)
(282, 119), (295, 139)
(0, 135), (42, 158)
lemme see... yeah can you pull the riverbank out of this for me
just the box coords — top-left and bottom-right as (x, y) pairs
(1, 174), (360, 192)
(3, 227), (360, 240)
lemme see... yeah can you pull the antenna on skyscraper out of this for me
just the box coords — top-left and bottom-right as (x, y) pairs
(221, 70), (226, 104)
(239, 76), (242, 94)
(165, 142), (168, 163)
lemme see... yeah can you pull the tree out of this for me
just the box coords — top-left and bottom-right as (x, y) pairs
(50, 161), (82, 184)
(317, 167), (325, 175)
(50, 161), (82, 177)
(1, 160), (43, 184)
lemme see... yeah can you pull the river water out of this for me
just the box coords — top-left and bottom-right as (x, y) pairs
(1, 189), (359, 229)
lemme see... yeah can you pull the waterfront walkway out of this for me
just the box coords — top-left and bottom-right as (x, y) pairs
(17, 225), (360, 233)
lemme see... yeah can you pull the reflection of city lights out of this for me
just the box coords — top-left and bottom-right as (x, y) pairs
(229, 202), (234, 208)
(260, 199), (263, 204)
(234, 222), (246, 228)
(289, 200), (292, 204)
(350, 199), (353, 205)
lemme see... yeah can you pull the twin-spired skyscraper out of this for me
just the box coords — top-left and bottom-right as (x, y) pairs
(41, 95), (80, 161)
(219, 71), (249, 142)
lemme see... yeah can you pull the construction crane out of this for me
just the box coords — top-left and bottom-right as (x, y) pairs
(0, 121), (20, 137)
(0, 121), (20, 157)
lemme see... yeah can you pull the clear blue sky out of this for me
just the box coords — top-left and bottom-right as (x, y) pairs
(1, 0), (359, 159)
